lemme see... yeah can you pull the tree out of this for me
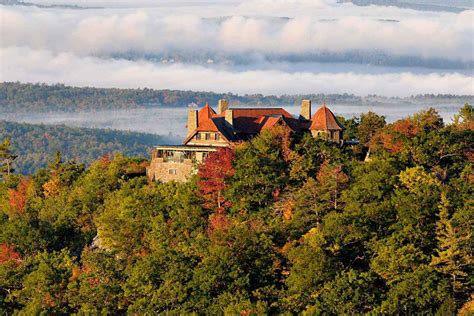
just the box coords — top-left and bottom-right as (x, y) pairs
(315, 161), (349, 211)
(197, 147), (234, 211)
(0, 243), (21, 265)
(285, 227), (336, 312)
(191, 222), (279, 314)
(356, 112), (386, 146)
(453, 103), (473, 130)
(304, 270), (380, 315)
(227, 129), (288, 212)
(66, 248), (125, 314)
(11, 250), (76, 314)
(374, 267), (450, 314)
(430, 193), (472, 295)
(0, 138), (17, 179)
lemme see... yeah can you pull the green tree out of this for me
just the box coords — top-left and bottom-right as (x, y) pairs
(356, 112), (386, 146)
(431, 193), (473, 295)
(0, 138), (17, 179)
(285, 227), (336, 312)
(303, 270), (380, 315)
(227, 130), (288, 212)
(67, 248), (126, 314)
(11, 250), (76, 314)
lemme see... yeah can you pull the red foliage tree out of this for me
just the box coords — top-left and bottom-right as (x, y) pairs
(197, 147), (235, 212)
(0, 243), (22, 265)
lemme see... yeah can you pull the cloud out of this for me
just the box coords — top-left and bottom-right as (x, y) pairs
(1, 47), (472, 97)
(25, 0), (240, 8)
(0, 5), (472, 61)
(0, 1), (472, 97)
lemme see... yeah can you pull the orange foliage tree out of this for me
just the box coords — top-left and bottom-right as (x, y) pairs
(8, 177), (32, 217)
(0, 243), (22, 265)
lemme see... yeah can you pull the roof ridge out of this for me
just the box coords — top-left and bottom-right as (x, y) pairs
(230, 107), (286, 110)
(325, 106), (329, 129)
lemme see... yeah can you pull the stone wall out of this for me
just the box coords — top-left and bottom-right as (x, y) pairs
(311, 129), (342, 142)
(147, 158), (195, 182)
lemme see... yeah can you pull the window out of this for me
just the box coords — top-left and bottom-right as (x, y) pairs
(205, 133), (211, 140)
(196, 133), (201, 140)
(169, 169), (177, 175)
(215, 133), (220, 140)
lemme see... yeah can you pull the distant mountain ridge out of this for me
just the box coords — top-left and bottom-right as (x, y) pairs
(1, 82), (473, 113)
(0, 0), (100, 9)
(348, 0), (473, 12)
(0, 120), (165, 174)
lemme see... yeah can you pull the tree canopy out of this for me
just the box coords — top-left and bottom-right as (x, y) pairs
(0, 106), (472, 315)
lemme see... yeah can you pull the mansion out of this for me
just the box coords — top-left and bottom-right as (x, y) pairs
(146, 100), (343, 182)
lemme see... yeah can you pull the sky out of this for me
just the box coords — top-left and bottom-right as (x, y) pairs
(0, 0), (473, 96)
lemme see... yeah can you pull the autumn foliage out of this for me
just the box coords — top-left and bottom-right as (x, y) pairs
(197, 147), (235, 211)
(0, 243), (22, 265)
(8, 177), (32, 216)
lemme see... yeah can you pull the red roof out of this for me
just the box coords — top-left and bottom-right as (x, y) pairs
(198, 103), (216, 124)
(260, 116), (283, 131)
(227, 108), (294, 134)
(185, 103), (341, 145)
(310, 104), (343, 130)
(196, 118), (219, 132)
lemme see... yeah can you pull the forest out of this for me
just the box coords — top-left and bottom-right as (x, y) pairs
(0, 105), (472, 314)
(2, 81), (473, 113)
(0, 121), (164, 174)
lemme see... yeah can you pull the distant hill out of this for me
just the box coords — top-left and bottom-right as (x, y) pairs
(1, 82), (473, 113)
(0, 121), (165, 174)
(0, 0), (99, 9)
(349, 0), (472, 12)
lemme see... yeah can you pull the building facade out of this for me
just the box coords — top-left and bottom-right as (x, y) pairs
(146, 100), (343, 182)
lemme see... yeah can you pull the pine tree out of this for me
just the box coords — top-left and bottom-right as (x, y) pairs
(430, 192), (472, 294)
(316, 161), (349, 211)
(0, 138), (17, 179)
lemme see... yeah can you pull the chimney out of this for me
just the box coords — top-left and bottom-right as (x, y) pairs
(300, 99), (312, 120)
(225, 109), (233, 126)
(187, 109), (198, 135)
(218, 99), (229, 114)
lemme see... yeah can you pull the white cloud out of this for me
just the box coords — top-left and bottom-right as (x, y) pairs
(1, 47), (472, 97)
(0, 5), (472, 61)
(0, 0), (472, 97)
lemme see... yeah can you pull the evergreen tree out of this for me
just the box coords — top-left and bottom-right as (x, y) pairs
(431, 192), (473, 295)
(0, 138), (17, 179)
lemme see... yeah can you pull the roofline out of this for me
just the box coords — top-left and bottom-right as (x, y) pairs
(182, 128), (231, 145)
(153, 145), (219, 151)
(228, 107), (290, 110)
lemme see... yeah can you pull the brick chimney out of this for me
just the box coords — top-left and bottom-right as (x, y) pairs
(225, 109), (233, 126)
(218, 99), (229, 114)
(300, 99), (312, 120)
(187, 109), (198, 135)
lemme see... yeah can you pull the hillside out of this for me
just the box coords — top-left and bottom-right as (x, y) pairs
(0, 106), (472, 314)
(0, 121), (165, 174)
(2, 82), (472, 113)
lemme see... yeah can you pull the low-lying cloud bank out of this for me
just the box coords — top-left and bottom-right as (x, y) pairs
(1, 0), (472, 97)
(1, 4), (472, 62)
(1, 47), (472, 97)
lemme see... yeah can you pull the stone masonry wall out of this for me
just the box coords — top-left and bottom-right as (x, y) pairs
(147, 158), (195, 182)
